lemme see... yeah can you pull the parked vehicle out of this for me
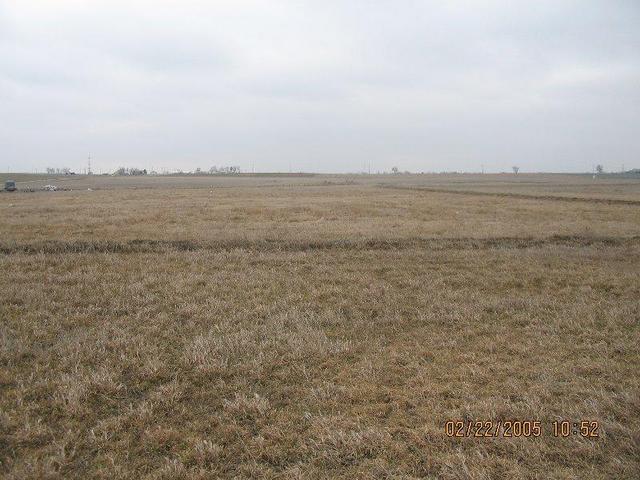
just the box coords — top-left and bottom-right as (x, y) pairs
(4, 180), (16, 192)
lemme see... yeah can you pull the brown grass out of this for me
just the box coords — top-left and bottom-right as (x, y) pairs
(1, 174), (639, 478)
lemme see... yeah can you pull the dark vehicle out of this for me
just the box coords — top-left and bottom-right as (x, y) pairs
(4, 180), (17, 192)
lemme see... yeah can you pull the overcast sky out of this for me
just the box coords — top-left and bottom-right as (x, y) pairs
(1, 1), (639, 173)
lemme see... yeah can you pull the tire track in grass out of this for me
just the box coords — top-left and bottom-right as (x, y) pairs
(1, 235), (639, 255)
(379, 184), (640, 206)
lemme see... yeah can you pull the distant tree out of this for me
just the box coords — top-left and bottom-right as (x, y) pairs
(113, 167), (147, 175)
(218, 166), (241, 174)
(596, 164), (604, 174)
(391, 166), (399, 174)
(512, 166), (520, 174)
(209, 166), (218, 174)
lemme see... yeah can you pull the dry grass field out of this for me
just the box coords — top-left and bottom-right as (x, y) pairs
(1, 174), (639, 479)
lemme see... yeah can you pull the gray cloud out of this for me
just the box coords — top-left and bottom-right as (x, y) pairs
(1, 0), (639, 173)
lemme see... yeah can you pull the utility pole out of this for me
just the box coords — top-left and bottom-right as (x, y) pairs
(87, 155), (92, 175)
